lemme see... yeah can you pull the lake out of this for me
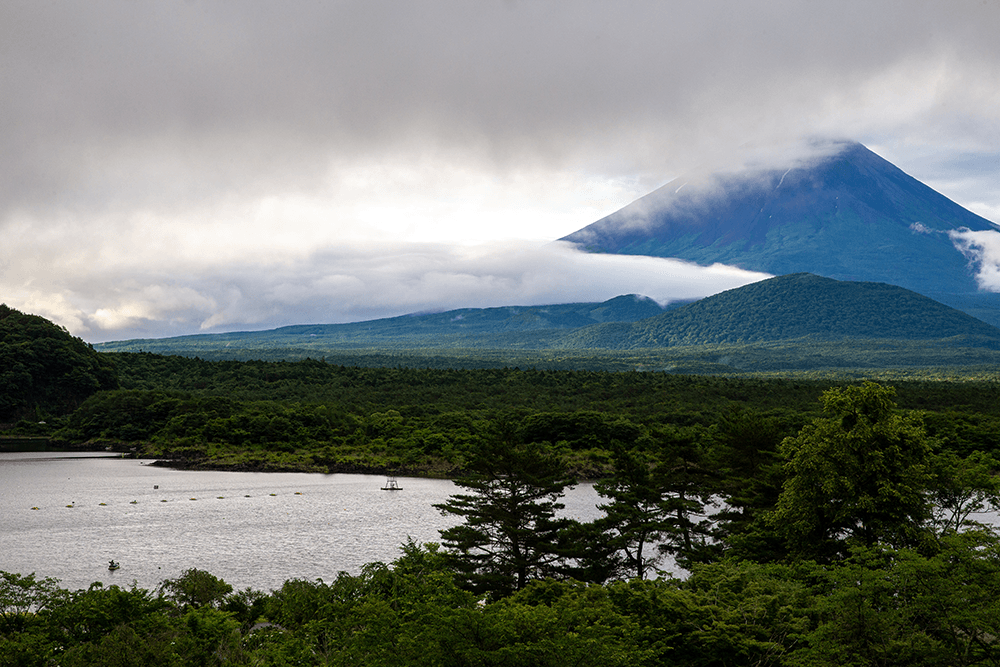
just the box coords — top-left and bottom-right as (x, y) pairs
(0, 452), (603, 593)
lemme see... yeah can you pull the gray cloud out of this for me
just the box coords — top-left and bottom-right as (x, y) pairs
(4, 0), (999, 208)
(2, 0), (999, 340)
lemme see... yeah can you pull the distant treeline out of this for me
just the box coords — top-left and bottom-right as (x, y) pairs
(16, 352), (997, 478)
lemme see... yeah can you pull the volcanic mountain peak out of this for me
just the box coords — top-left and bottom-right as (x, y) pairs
(560, 140), (999, 296)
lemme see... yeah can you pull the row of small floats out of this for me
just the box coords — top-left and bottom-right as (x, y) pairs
(30, 490), (305, 510)
(31, 476), (403, 510)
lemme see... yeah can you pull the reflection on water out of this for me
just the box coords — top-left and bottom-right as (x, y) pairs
(0, 452), (601, 593)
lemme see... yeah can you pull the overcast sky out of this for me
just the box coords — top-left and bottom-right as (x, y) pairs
(3, 0), (999, 342)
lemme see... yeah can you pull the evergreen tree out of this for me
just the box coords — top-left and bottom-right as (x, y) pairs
(594, 445), (668, 580)
(435, 419), (576, 599)
(653, 424), (717, 569)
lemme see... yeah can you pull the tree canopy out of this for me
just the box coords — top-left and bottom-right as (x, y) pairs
(435, 421), (577, 598)
(0, 304), (117, 423)
(769, 383), (935, 560)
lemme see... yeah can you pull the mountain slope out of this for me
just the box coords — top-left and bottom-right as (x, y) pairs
(93, 276), (1000, 375)
(95, 295), (668, 354)
(560, 274), (1000, 350)
(0, 304), (119, 421)
(560, 141), (999, 296)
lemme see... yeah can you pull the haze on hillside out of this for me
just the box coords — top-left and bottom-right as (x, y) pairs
(2, 1), (998, 342)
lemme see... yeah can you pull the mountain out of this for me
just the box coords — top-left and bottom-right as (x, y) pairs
(560, 140), (1000, 297)
(94, 295), (668, 355)
(94, 276), (1000, 376)
(560, 273), (1000, 350)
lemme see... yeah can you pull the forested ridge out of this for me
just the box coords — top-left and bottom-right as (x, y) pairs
(0, 305), (117, 423)
(560, 274), (1000, 350)
(7, 306), (1000, 664)
(93, 275), (1000, 366)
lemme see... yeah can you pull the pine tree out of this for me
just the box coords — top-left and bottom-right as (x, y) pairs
(435, 419), (576, 599)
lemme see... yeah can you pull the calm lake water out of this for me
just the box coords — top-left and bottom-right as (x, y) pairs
(0, 452), (603, 593)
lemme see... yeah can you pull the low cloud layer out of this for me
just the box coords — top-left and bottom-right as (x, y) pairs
(950, 229), (1000, 292)
(2, 1), (999, 341)
(9, 241), (769, 342)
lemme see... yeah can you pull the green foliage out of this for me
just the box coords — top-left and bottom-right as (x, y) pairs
(0, 571), (59, 633)
(5, 524), (1000, 666)
(161, 568), (234, 610)
(0, 304), (117, 422)
(436, 422), (577, 598)
(595, 446), (668, 579)
(770, 383), (935, 560)
(927, 450), (1000, 536)
(799, 534), (1000, 666)
(708, 409), (788, 561)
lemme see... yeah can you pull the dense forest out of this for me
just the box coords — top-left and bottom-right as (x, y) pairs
(6, 305), (1000, 664)
(5, 382), (1000, 665)
(6, 350), (996, 480)
(0, 305), (117, 423)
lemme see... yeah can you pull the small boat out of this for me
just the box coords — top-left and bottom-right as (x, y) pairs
(381, 476), (402, 491)
(108, 560), (120, 571)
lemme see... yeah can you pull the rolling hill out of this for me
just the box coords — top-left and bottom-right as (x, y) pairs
(93, 275), (1000, 373)
(558, 274), (1000, 350)
(94, 295), (669, 355)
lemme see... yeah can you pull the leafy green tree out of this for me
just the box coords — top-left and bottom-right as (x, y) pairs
(435, 420), (576, 598)
(427, 580), (645, 667)
(927, 450), (1000, 537)
(680, 560), (814, 667)
(769, 382), (934, 561)
(0, 572), (58, 633)
(40, 582), (171, 650)
(798, 533), (1000, 666)
(160, 568), (233, 610)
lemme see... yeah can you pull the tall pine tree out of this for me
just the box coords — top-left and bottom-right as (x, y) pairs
(435, 419), (576, 599)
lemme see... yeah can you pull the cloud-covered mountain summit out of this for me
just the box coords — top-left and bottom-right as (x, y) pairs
(561, 141), (1000, 296)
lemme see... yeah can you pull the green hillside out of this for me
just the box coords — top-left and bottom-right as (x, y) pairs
(0, 304), (118, 422)
(562, 274), (1000, 349)
(88, 275), (1000, 374)
(95, 295), (668, 356)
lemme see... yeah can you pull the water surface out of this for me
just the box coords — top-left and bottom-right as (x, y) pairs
(0, 452), (601, 593)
